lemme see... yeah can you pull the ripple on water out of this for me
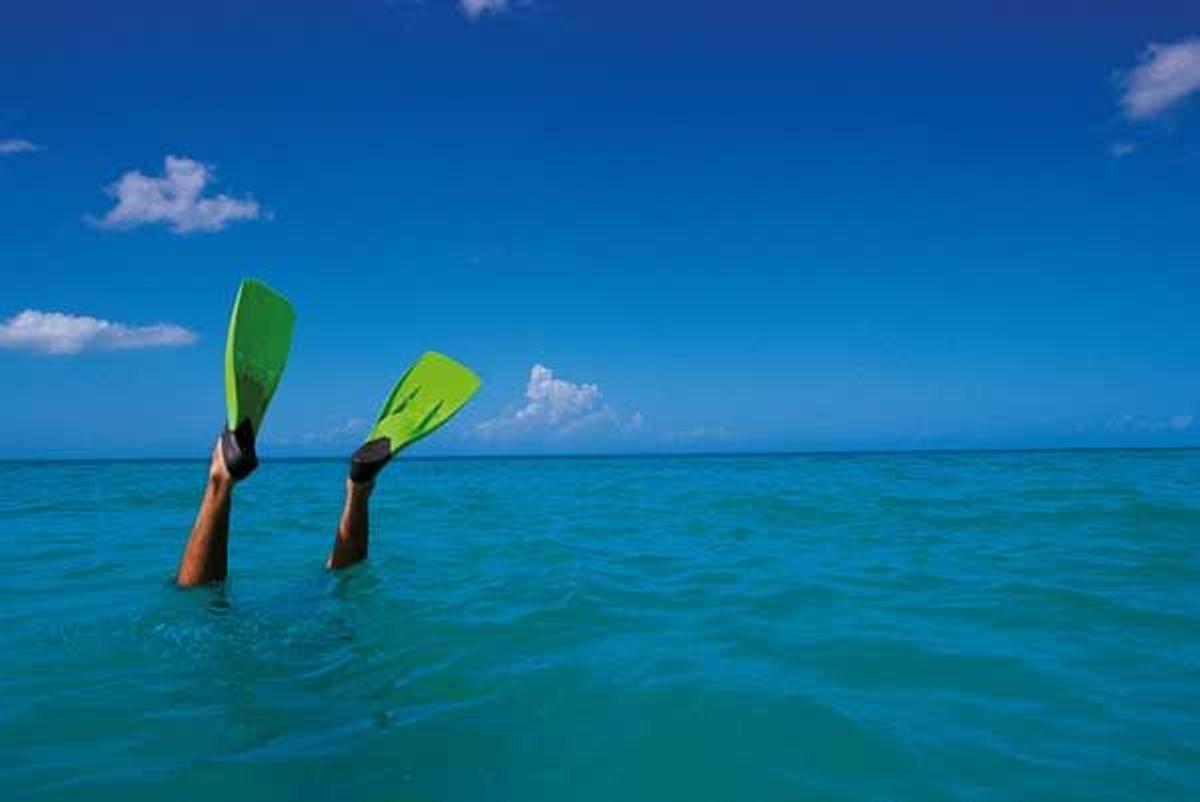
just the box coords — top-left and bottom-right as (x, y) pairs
(2, 452), (1200, 801)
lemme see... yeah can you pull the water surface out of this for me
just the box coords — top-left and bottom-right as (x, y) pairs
(2, 451), (1199, 800)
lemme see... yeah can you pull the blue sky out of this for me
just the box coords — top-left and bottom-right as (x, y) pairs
(2, 0), (1199, 457)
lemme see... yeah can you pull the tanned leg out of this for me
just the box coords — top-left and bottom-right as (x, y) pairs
(176, 441), (235, 586)
(327, 478), (375, 570)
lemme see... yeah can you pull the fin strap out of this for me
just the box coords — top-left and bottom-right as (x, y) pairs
(220, 419), (259, 481)
(349, 437), (392, 484)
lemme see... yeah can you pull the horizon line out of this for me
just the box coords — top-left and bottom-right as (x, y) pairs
(2, 444), (1198, 464)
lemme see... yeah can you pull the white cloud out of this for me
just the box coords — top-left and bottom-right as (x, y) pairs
(1119, 38), (1200, 120)
(94, 156), (261, 234)
(0, 310), (197, 355)
(460, 0), (509, 20)
(1109, 141), (1137, 158)
(1170, 414), (1194, 432)
(476, 364), (642, 441)
(0, 138), (41, 156)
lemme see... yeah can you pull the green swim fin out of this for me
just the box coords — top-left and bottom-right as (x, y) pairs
(220, 279), (295, 479)
(349, 351), (481, 483)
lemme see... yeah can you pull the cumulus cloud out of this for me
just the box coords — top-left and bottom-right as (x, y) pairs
(93, 156), (261, 233)
(1119, 38), (1200, 120)
(460, 0), (509, 20)
(0, 310), (197, 355)
(476, 364), (642, 441)
(0, 138), (41, 156)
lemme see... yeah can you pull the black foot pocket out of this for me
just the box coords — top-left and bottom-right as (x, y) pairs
(221, 420), (259, 480)
(349, 437), (392, 484)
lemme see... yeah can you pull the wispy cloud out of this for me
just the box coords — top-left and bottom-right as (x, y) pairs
(93, 156), (261, 234)
(663, 426), (733, 445)
(0, 310), (197, 355)
(0, 138), (41, 156)
(1107, 413), (1194, 434)
(460, 0), (509, 20)
(267, 417), (369, 447)
(1109, 141), (1137, 159)
(476, 364), (642, 442)
(1119, 38), (1200, 120)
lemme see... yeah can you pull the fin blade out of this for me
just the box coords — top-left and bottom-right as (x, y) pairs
(224, 279), (295, 433)
(366, 352), (480, 455)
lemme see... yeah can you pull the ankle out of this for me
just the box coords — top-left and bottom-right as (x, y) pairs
(208, 469), (233, 493)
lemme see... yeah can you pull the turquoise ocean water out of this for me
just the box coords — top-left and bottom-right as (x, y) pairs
(2, 451), (1198, 801)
